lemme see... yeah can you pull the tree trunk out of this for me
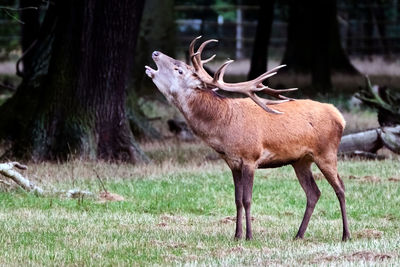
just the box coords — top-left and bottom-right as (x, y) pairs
(0, 3), (57, 145)
(281, 0), (358, 91)
(18, 0), (41, 76)
(311, 0), (332, 90)
(247, 0), (275, 80)
(0, 0), (147, 163)
(367, 0), (392, 57)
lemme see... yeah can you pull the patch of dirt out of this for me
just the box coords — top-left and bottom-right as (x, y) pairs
(311, 251), (392, 263)
(219, 216), (255, 224)
(347, 251), (392, 261)
(160, 214), (188, 224)
(212, 245), (251, 258)
(354, 229), (383, 239)
(220, 216), (236, 224)
(388, 177), (400, 182)
(384, 214), (397, 221)
(229, 245), (247, 253)
(363, 176), (381, 182)
(157, 222), (168, 227)
(348, 175), (381, 182)
(98, 191), (124, 202)
(156, 214), (189, 229)
(151, 239), (187, 249)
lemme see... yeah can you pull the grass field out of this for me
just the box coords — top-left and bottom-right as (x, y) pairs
(0, 141), (399, 266)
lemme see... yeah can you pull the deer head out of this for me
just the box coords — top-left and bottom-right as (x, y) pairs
(145, 36), (297, 114)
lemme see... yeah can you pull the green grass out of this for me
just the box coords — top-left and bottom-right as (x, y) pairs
(0, 158), (399, 266)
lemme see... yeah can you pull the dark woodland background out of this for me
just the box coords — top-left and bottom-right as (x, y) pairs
(0, 0), (399, 163)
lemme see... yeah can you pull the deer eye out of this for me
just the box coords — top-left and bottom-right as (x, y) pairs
(178, 69), (183, 75)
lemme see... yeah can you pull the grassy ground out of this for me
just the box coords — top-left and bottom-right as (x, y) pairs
(0, 58), (399, 265)
(0, 141), (399, 266)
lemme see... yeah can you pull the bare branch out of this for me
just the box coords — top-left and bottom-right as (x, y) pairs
(0, 162), (43, 195)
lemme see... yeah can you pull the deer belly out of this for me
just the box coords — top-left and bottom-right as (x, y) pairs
(256, 149), (299, 169)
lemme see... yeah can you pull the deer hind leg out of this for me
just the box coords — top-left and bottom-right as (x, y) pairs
(232, 168), (243, 239)
(292, 159), (321, 239)
(315, 154), (350, 241)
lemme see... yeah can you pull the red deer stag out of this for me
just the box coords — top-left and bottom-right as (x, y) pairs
(145, 36), (350, 241)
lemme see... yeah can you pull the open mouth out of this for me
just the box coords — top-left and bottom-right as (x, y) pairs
(145, 65), (157, 78)
(145, 51), (161, 79)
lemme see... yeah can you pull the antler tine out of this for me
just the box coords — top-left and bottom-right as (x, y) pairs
(197, 39), (218, 57)
(261, 87), (298, 93)
(263, 99), (290, 105)
(189, 36), (203, 69)
(189, 36), (202, 56)
(247, 92), (283, 114)
(202, 54), (216, 64)
(254, 72), (278, 83)
(252, 64), (286, 85)
(257, 86), (298, 100)
(189, 36), (219, 83)
(194, 39), (218, 68)
(213, 60), (234, 83)
(258, 86), (298, 94)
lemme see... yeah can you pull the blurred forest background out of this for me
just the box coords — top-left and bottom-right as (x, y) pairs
(0, 0), (399, 163)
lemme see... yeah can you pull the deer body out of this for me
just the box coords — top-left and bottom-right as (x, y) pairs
(145, 38), (350, 241)
(180, 90), (345, 170)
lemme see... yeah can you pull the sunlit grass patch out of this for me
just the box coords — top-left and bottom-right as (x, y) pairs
(0, 154), (399, 265)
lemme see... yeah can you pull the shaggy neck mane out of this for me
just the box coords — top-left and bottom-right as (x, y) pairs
(185, 89), (231, 126)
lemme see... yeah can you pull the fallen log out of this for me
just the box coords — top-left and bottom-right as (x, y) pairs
(339, 129), (383, 154)
(380, 125), (400, 154)
(0, 162), (123, 202)
(0, 162), (44, 195)
(339, 126), (400, 158)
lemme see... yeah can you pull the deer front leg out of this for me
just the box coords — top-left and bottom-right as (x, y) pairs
(242, 164), (255, 240)
(232, 168), (243, 239)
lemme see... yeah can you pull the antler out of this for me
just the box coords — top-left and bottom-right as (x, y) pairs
(189, 36), (217, 84)
(189, 36), (297, 114)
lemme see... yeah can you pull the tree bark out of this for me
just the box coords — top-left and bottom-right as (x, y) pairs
(0, 0), (147, 163)
(247, 0), (275, 80)
(281, 0), (359, 91)
(369, 0), (392, 57)
(0, 3), (57, 145)
(18, 0), (41, 76)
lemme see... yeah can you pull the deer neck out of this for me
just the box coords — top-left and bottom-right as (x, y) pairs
(175, 89), (232, 138)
